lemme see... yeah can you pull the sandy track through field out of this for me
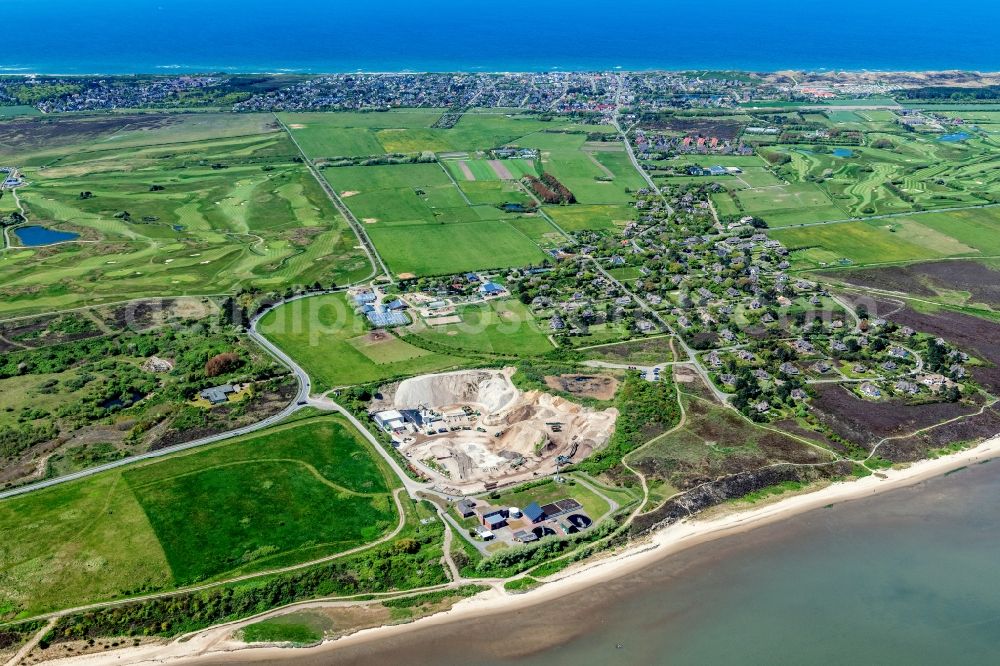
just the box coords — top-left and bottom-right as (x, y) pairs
(456, 161), (475, 181)
(488, 160), (514, 180)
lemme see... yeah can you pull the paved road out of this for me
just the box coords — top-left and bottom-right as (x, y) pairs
(273, 113), (394, 283)
(307, 395), (430, 499)
(0, 295), (319, 501)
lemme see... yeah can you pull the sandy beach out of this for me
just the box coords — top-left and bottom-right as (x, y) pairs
(31, 435), (1000, 666)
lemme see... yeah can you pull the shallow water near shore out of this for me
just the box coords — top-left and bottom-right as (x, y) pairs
(251, 461), (1000, 666)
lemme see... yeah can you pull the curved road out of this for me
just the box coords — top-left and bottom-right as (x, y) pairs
(0, 286), (442, 503)
(0, 293), (320, 501)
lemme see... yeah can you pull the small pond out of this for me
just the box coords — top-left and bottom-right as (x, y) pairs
(14, 225), (80, 246)
(832, 148), (854, 158)
(939, 132), (970, 142)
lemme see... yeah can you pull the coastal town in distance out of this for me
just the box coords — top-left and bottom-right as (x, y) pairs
(3, 65), (1000, 664)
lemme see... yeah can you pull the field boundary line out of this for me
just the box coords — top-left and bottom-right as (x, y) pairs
(272, 113), (390, 283)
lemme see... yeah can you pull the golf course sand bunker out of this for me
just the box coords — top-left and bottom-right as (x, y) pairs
(377, 369), (618, 491)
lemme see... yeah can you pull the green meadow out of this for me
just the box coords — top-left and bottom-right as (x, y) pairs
(0, 415), (398, 616)
(546, 203), (635, 231)
(411, 299), (555, 357)
(258, 292), (471, 388)
(769, 209), (997, 269)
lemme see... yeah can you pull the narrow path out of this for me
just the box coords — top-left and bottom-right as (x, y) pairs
(439, 514), (463, 583)
(3, 617), (56, 666)
(868, 397), (1000, 462)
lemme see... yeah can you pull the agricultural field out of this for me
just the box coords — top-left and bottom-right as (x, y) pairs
(365, 219), (547, 276)
(292, 113), (646, 277)
(0, 415), (399, 616)
(518, 131), (645, 205)
(443, 158), (537, 182)
(280, 109), (563, 158)
(323, 162), (546, 276)
(545, 203), (635, 231)
(0, 113), (370, 317)
(409, 299), (555, 357)
(771, 208), (999, 270)
(0, 105), (41, 117)
(258, 292), (471, 389)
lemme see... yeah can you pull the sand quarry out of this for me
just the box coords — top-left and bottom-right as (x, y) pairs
(372, 368), (618, 492)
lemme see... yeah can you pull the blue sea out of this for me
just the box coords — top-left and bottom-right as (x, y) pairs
(274, 461), (1000, 666)
(6, 0), (1000, 74)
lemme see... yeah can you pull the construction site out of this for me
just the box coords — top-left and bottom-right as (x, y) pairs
(369, 368), (618, 493)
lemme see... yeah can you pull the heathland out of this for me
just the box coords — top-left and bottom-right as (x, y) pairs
(0, 298), (298, 489)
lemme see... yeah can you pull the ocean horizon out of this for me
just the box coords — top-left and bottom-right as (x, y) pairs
(7, 0), (1000, 75)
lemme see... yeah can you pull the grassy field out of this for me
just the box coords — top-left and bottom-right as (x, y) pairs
(771, 207), (1000, 270)
(321, 161), (547, 275)
(0, 113), (370, 317)
(545, 203), (635, 231)
(0, 105), (42, 117)
(258, 292), (471, 389)
(241, 611), (330, 645)
(366, 221), (547, 276)
(0, 415), (398, 616)
(910, 206), (1000, 255)
(410, 299), (555, 356)
(728, 181), (845, 227)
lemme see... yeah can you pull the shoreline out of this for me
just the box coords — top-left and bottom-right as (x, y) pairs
(37, 435), (1000, 666)
(6, 68), (1000, 77)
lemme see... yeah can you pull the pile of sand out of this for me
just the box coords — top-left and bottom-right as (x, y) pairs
(392, 369), (519, 414)
(384, 368), (618, 490)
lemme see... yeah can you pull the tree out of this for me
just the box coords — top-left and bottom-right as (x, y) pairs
(204, 352), (242, 377)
